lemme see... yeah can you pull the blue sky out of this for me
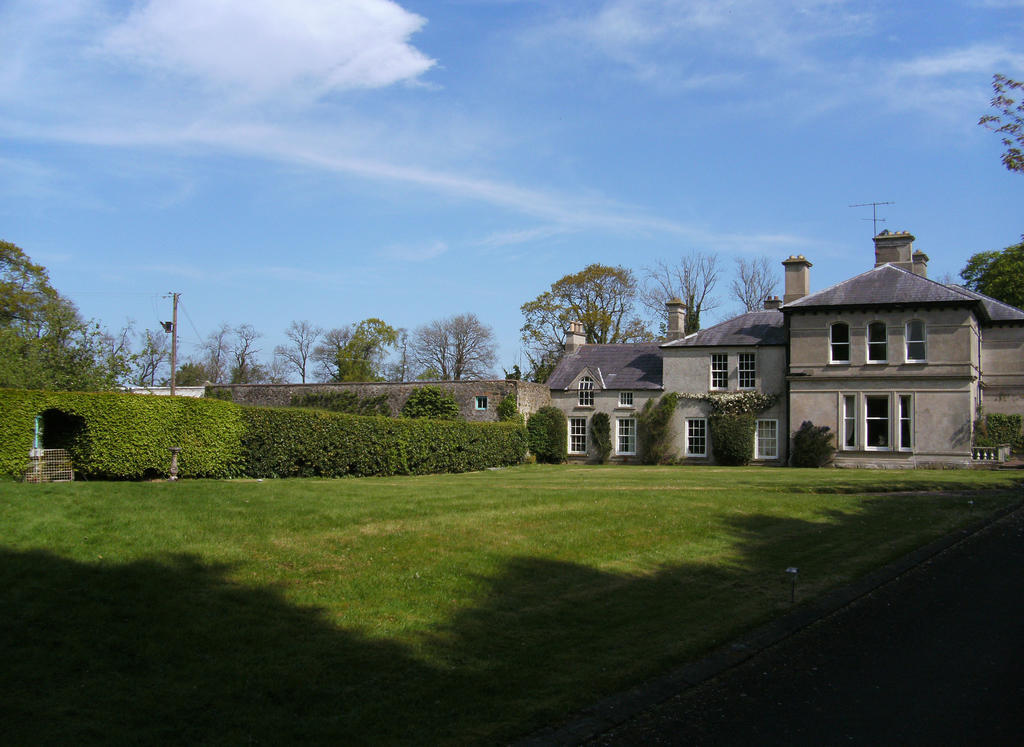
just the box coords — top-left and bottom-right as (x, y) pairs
(2, 0), (1023, 378)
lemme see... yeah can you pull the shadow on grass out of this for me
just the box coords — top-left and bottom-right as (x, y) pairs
(0, 491), (1009, 743)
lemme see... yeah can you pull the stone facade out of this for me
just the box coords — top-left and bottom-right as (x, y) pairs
(205, 380), (550, 421)
(548, 231), (1024, 468)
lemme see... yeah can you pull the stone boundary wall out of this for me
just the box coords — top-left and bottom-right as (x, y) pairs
(205, 380), (551, 422)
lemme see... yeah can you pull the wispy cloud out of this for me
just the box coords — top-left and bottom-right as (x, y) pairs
(893, 43), (1024, 77)
(100, 0), (434, 101)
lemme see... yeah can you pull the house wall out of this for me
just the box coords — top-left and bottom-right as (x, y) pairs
(787, 306), (979, 467)
(980, 324), (1024, 416)
(549, 387), (661, 463)
(205, 380), (551, 422)
(664, 345), (788, 464)
(788, 377), (974, 468)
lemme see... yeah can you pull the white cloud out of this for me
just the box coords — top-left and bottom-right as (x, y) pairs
(893, 44), (1024, 78)
(101, 0), (435, 99)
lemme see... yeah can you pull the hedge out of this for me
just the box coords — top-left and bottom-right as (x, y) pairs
(0, 388), (527, 480)
(240, 406), (527, 478)
(0, 388), (245, 479)
(709, 412), (755, 466)
(974, 413), (1023, 451)
(527, 406), (568, 464)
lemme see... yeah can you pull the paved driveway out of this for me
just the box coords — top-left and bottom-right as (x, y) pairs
(590, 505), (1024, 745)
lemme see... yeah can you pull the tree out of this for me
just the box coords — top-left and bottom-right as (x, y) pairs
(980, 74), (1024, 173)
(0, 239), (131, 390)
(640, 252), (720, 335)
(200, 323), (233, 384)
(132, 328), (170, 386)
(411, 312), (497, 380)
(400, 385), (460, 419)
(960, 242), (1024, 309)
(229, 323), (263, 384)
(175, 361), (210, 386)
(521, 264), (651, 376)
(383, 328), (412, 382)
(274, 320), (322, 384)
(311, 319), (398, 383)
(731, 256), (778, 313)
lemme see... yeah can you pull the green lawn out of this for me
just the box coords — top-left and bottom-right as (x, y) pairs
(1, 466), (1021, 744)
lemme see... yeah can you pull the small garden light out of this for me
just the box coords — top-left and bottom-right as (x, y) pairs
(786, 567), (799, 603)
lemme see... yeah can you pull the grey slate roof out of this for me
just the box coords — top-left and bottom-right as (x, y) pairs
(945, 284), (1024, 323)
(783, 264), (970, 308)
(662, 310), (786, 347)
(783, 263), (1024, 323)
(547, 343), (663, 391)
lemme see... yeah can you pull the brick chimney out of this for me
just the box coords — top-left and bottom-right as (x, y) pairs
(763, 295), (782, 310)
(782, 255), (812, 305)
(564, 321), (585, 353)
(912, 250), (929, 277)
(873, 230), (915, 271)
(665, 298), (686, 339)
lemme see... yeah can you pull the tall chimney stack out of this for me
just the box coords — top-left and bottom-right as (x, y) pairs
(564, 321), (585, 353)
(912, 249), (929, 277)
(782, 255), (812, 305)
(665, 298), (686, 339)
(873, 230), (915, 271)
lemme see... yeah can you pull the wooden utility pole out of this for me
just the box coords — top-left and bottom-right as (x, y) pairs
(164, 292), (180, 395)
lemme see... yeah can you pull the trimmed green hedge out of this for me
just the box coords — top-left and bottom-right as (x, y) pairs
(240, 406), (526, 478)
(0, 388), (245, 479)
(709, 412), (755, 466)
(975, 413), (1023, 451)
(527, 406), (568, 464)
(0, 388), (526, 480)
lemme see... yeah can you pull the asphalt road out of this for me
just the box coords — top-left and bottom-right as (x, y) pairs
(590, 505), (1024, 746)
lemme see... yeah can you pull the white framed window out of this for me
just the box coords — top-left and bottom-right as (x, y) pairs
(711, 353), (728, 389)
(616, 418), (636, 455)
(475, 396), (488, 411)
(569, 417), (587, 454)
(865, 395), (890, 450)
(899, 394), (913, 451)
(867, 321), (887, 363)
(619, 391), (634, 407)
(686, 418), (707, 457)
(578, 375), (594, 407)
(905, 320), (926, 362)
(830, 322), (850, 363)
(738, 353), (756, 389)
(842, 394), (857, 450)
(755, 419), (778, 459)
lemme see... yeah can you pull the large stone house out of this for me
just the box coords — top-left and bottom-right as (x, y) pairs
(547, 231), (1024, 466)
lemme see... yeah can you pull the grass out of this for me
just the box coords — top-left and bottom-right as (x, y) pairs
(1, 465), (1021, 744)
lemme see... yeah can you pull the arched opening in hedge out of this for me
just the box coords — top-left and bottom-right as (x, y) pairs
(39, 408), (88, 454)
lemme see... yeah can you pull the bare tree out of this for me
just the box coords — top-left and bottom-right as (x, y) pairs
(731, 256), (779, 312)
(229, 323), (263, 384)
(411, 313), (497, 380)
(202, 323), (233, 384)
(640, 252), (721, 335)
(311, 326), (352, 382)
(274, 320), (322, 383)
(133, 327), (170, 386)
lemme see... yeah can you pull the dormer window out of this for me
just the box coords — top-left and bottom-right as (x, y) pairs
(578, 375), (594, 406)
(867, 321), (887, 363)
(905, 320), (926, 362)
(830, 323), (850, 363)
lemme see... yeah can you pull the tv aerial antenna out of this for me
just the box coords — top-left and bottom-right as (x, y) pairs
(849, 201), (894, 236)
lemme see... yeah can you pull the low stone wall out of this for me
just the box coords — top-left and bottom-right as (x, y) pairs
(205, 380), (551, 422)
